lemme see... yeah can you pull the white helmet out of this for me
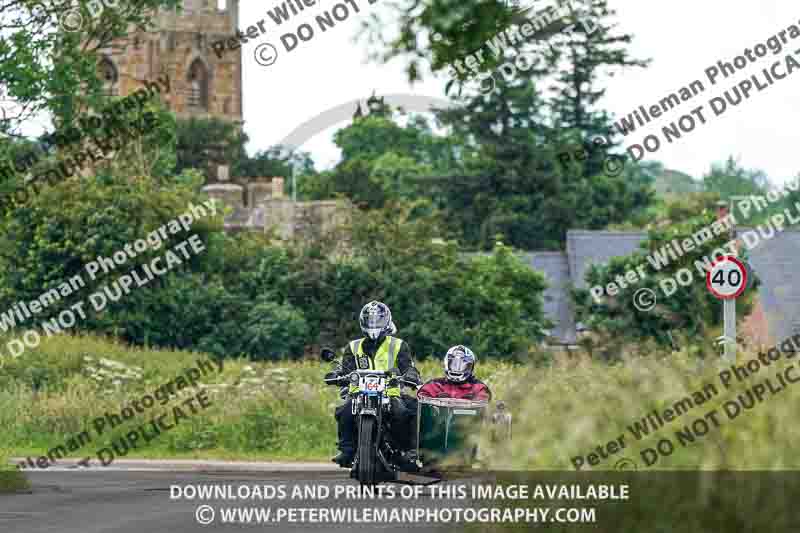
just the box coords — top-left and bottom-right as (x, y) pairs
(444, 345), (476, 383)
(359, 301), (393, 340)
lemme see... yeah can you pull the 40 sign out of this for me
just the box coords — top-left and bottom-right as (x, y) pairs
(706, 256), (748, 300)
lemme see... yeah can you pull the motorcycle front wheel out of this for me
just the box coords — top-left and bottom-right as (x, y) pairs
(357, 416), (378, 486)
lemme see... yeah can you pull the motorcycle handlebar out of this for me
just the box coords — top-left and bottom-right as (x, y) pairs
(397, 378), (419, 389)
(345, 369), (398, 378)
(324, 370), (420, 389)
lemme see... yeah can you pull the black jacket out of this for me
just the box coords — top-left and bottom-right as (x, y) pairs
(327, 336), (421, 384)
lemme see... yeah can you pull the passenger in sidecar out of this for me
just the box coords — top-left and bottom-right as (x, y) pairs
(417, 345), (491, 401)
(416, 346), (508, 473)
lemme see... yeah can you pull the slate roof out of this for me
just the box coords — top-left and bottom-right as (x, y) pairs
(521, 231), (649, 345)
(531, 229), (800, 346)
(523, 252), (576, 344)
(566, 230), (648, 290)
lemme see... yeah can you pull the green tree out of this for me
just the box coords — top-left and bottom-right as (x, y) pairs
(414, 0), (654, 249)
(298, 169), (338, 201)
(436, 76), (653, 250)
(236, 146), (315, 181)
(335, 114), (426, 162)
(368, 152), (432, 203)
(0, 137), (44, 198)
(175, 117), (315, 186)
(174, 117), (247, 179)
(0, 0), (180, 136)
(703, 156), (769, 201)
(544, 0), (650, 152)
(0, 170), (309, 360)
(94, 100), (177, 180)
(573, 208), (760, 355)
(359, 0), (603, 91)
(317, 111), (457, 209)
(293, 203), (550, 358)
(702, 156), (775, 225)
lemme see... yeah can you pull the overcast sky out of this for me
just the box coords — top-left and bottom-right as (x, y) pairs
(240, 0), (800, 185)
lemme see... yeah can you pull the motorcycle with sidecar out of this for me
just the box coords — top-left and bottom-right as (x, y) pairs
(321, 348), (512, 486)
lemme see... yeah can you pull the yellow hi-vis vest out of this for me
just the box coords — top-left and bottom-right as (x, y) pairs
(347, 336), (403, 397)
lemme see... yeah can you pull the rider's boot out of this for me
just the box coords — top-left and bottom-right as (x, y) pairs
(334, 402), (356, 468)
(399, 449), (420, 472)
(332, 449), (354, 468)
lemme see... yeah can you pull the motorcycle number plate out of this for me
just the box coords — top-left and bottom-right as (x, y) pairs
(361, 376), (384, 394)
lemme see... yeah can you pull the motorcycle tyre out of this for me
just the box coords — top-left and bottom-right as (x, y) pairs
(357, 417), (378, 486)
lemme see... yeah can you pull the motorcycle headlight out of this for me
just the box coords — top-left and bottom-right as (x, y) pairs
(350, 373), (359, 385)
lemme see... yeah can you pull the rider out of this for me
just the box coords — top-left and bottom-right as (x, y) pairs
(324, 301), (422, 468)
(417, 345), (492, 401)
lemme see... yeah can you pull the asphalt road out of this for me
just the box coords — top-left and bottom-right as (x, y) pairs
(0, 460), (486, 533)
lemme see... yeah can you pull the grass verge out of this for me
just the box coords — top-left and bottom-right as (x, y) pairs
(5, 331), (800, 470)
(0, 333), (517, 466)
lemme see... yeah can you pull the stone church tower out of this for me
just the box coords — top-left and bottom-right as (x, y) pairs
(97, 0), (242, 125)
(90, 1), (351, 241)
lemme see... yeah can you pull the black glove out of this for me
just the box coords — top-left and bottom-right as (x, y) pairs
(324, 371), (343, 385)
(324, 358), (345, 385)
(401, 368), (422, 386)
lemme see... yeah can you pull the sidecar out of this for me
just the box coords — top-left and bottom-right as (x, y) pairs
(413, 396), (511, 476)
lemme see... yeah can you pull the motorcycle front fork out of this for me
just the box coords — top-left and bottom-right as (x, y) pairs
(351, 395), (391, 415)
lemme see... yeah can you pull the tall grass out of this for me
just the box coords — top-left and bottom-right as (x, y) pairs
(0, 333), (517, 465)
(479, 347), (800, 470)
(4, 332), (799, 471)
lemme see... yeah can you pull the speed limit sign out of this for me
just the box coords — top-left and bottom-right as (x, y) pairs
(706, 256), (748, 300)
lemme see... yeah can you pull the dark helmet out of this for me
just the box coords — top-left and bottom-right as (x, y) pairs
(359, 301), (394, 341)
(444, 345), (476, 383)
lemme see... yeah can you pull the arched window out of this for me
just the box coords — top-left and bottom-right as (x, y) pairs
(98, 56), (118, 97)
(187, 59), (209, 110)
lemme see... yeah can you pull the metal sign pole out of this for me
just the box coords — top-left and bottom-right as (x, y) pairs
(723, 298), (736, 363)
(724, 199), (739, 363)
(724, 234), (737, 363)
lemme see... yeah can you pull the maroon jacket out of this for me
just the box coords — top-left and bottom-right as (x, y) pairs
(417, 377), (492, 401)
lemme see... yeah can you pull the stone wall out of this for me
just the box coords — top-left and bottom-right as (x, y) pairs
(202, 178), (351, 243)
(292, 200), (351, 243)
